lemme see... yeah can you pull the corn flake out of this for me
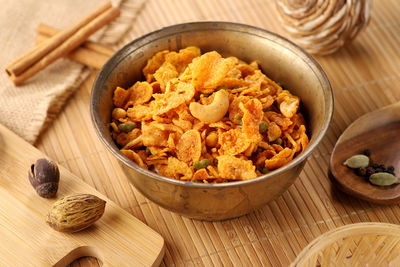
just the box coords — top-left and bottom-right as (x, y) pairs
(264, 111), (293, 130)
(147, 146), (169, 157)
(277, 90), (300, 118)
(176, 130), (202, 163)
(111, 46), (309, 183)
(153, 62), (179, 92)
(236, 62), (258, 77)
(160, 157), (193, 179)
(241, 99), (263, 143)
(217, 155), (256, 180)
(267, 122), (282, 142)
(172, 118), (192, 131)
(127, 105), (153, 121)
(121, 149), (147, 169)
(143, 50), (169, 81)
(150, 91), (186, 116)
(228, 96), (250, 122)
(190, 51), (237, 93)
(218, 129), (250, 156)
(142, 122), (170, 147)
(124, 81), (153, 107)
(113, 86), (130, 108)
(264, 148), (295, 170)
(166, 81), (195, 103)
(296, 125), (309, 153)
(192, 169), (212, 180)
(165, 46), (201, 73)
(208, 121), (232, 130)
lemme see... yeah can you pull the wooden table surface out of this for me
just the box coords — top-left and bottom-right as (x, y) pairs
(35, 0), (400, 266)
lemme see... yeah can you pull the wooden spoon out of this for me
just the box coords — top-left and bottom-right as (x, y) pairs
(330, 102), (400, 204)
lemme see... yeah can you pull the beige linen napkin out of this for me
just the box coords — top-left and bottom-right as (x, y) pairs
(0, 0), (145, 144)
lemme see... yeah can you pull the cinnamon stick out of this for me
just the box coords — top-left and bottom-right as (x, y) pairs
(5, 1), (119, 86)
(36, 24), (114, 69)
(37, 24), (115, 57)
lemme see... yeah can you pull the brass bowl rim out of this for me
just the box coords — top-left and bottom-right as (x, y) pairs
(91, 21), (334, 189)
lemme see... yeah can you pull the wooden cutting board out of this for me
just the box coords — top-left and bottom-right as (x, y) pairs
(0, 123), (164, 267)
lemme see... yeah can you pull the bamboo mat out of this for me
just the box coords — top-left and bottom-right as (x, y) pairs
(34, 0), (400, 266)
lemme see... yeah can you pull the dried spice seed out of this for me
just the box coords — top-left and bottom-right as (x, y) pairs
(366, 167), (376, 177)
(386, 166), (395, 175)
(356, 167), (367, 177)
(193, 159), (210, 170)
(343, 154), (369, 169)
(258, 121), (268, 134)
(369, 172), (398, 186)
(257, 166), (269, 174)
(234, 114), (242, 125)
(118, 121), (137, 133)
(28, 158), (60, 198)
(256, 147), (263, 153)
(46, 194), (106, 233)
(371, 163), (379, 169)
(273, 138), (283, 146)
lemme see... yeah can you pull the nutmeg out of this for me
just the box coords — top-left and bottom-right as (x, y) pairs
(28, 158), (60, 198)
(46, 193), (106, 233)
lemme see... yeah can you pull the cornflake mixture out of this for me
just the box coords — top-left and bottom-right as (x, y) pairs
(111, 46), (309, 183)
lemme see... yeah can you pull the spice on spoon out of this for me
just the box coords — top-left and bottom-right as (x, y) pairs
(343, 154), (369, 169)
(343, 149), (398, 186)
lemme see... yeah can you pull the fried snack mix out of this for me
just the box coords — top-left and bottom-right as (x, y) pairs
(110, 46), (309, 183)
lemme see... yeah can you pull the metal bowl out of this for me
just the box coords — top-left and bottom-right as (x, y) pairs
(91, 22), (333, 221)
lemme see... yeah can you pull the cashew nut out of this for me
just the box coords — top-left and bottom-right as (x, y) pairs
(189, 90), (229, 123)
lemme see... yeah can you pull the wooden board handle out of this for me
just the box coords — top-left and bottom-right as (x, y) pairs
(0, 123), (164, 267)
(53, 246), (103, 267)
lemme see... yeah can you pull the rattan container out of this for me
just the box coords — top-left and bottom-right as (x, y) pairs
(275, 0), (371, 55)
(292, 222), (400, 266)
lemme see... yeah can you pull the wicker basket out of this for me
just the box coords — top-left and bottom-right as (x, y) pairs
(291, 223), (400, 266)
(275, 0), (371, 55)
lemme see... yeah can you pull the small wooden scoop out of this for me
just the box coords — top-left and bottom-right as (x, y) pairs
(330, 102), (400, 204)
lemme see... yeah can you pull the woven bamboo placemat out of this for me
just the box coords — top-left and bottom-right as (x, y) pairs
(35, 0), (400, 266)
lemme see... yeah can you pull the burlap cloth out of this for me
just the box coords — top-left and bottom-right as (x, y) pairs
(0, 0), (145, 144)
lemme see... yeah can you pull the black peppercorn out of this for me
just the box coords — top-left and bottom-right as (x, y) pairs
(356, 167), (367, 177)
(386, 166), (395, 174)
(365, 167), (376, 177)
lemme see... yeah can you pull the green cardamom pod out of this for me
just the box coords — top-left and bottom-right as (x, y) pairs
(369, 172), (398, 186)
(343, 154), (369, 169)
